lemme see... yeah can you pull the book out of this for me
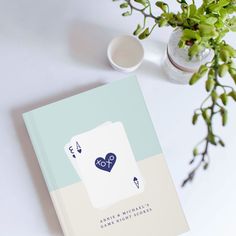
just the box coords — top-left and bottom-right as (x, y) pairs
(23, 76), (189, 236)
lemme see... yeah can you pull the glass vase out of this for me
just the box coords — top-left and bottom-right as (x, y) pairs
(163, 28), (213, 84)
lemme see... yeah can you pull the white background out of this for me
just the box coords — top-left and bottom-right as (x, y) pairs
(0, 0), (236, 235)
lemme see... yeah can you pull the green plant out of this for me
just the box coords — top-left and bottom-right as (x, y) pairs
(113, 0), (236, 186)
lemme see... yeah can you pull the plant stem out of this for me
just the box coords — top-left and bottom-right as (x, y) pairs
(124, 0), (183, 28)
(182, 47), (222, 187)
(125, 0), (156, 19)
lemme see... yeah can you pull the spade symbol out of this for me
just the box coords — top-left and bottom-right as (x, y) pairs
(76, 141), (82, 154)
(133, 177), (139, 189)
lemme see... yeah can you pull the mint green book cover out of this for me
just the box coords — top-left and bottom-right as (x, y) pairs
(23, 77), (188, 236)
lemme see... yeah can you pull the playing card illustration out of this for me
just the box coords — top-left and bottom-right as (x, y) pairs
(64, 122), (145, 209)
(95, 152), (117, 172)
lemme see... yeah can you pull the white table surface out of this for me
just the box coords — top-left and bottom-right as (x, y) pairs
(1, 0), (236, 235)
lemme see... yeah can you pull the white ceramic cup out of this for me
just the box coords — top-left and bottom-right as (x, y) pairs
(107, 35), (144, 72)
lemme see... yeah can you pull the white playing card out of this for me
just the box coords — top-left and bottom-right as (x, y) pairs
(70, 121), (145, 209)
(64, 122), (112, 173)
(67, 122), (115, 179)
(69, 121), (113, 160)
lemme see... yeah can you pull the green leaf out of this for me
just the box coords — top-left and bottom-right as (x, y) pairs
(133, 24), (143, 36)
(138, 28), (150, 40)
(158, 17), (168, 27)
(203, 163), (209, 170)
(220, 93), (228, 105)
(228, 16), (236, 32)
(230, 62), (236, 70)
(220, 108), (228, 126)
(189, 44), (202, 58)
(211, 90), (218, 102)
(197, 5), (205, 15)
(218, 64), (228, 77)
(231, 73), (236, 84)
(192, 113), (199, 125)
(202, 109), (209, 121)
(189, 73), (201, 85)
(222, 45), (236, 58)
(122, 11), (131, 16)
(219, 49), (230, 62)
(208, 68), (215, 80)
(120, 3), (129, 8)
(199, 24), (218, 38)
(229, 68), (236, 83)
(178, 40), (185, 48)
(156, 1), (168, 12)
(219, 139), (225, 147)
(226, 5), (236, 14)
(189, 65), (208, 85)
(181, 3), (189, 14)
(134, 0), (147, 7)
(215, 19), (224, 28)
(205, 16), (218, 25)
(219, 8), (228, 21)
(228, 91), (236, 101)
(198, 65), (208, 76)
(208, 133), (217, 145)
(219, 0), (230, 8)
(208, 0), (230, 12)
(205, 78), (215, 92)
(223, 111), (228, 126)
(189, 4), (197, 17)
(181, 29), (200, 41)
(193, 148), (198, 156)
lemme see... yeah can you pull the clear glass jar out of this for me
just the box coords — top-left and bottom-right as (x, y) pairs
(163, 28), (213, 84)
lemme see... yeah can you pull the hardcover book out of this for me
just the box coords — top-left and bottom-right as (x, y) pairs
(23, 77), (189, 236)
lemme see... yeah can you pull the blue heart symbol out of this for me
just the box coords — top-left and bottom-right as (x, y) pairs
(95, 153), (116, 172)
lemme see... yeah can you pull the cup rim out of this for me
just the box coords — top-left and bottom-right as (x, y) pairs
(107, 35), (144, 72)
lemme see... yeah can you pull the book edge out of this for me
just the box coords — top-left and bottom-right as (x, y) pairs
(23, 112), (75, 236)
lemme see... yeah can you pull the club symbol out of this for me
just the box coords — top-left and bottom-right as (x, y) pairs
(133, 177), (139, 189)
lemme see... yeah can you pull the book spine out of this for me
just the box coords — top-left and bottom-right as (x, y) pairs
(23, 112), (73, 236)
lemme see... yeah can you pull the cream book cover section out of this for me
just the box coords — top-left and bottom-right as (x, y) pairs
(23, 77), (189, 236)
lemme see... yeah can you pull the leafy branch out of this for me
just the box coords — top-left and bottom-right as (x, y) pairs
(183, 42), (236, 186)
(113, 0), (236, 186)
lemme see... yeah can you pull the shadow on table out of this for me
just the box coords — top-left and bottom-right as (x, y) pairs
(11, 81), (104, 235)
(68, 20), (120, 71)
(67, 20), (169, 82)
(138, 40), (169, 82)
